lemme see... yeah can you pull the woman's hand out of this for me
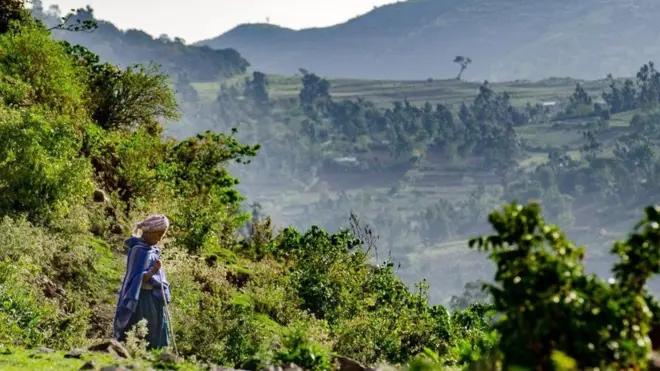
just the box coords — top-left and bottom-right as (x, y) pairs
(142, 259), (162, 284)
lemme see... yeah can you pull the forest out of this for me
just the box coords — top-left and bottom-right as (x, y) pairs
(4, 1), (660, 370)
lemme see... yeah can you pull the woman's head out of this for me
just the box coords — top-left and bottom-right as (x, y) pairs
(135, 214), (170, 245)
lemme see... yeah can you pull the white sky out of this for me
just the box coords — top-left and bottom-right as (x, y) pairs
(40, 0), (399, 43)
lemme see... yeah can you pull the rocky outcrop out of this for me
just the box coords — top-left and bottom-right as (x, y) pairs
(99, 366), (131, 371)
(335, 356), (367, 371)
(157, 351), (178, 364)
(87, 339), (131, 360)
(93, 189), (111, 204)
(64, 348), (86, 359)
(79, 361), (96, 370)
(263, 363), (303, 371)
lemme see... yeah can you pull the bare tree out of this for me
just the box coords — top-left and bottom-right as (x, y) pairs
(47, 7), (97, 33)
(349, 212), (379, 261)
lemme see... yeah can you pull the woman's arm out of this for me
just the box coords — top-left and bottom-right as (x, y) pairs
(142, 259), (161, 284)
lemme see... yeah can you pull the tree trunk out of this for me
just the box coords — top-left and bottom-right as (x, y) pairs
(457, 66), (466, 80)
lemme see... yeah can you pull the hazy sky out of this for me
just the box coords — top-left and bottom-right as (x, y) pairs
(40, 0), (398, 42)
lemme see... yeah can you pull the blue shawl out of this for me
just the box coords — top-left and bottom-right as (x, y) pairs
(113, 237), (171, 340)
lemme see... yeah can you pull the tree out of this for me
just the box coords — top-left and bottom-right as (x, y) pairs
(580, 130), (601, 162)
(570, 83), (592, 106)
(88, 62), (180, 132)
(244, 71), (269, 111)
(453, 56), (472, 80)
(0, 0), (27, 34)
(564, 83), (595, 117)
(299, 73), (331, 118)
(46, 6), (97, 33)
(0, 17), (95, 223)
(0, 106), (93, 222)
(174, 70), (199, 102)
(636, 62), (660, 106)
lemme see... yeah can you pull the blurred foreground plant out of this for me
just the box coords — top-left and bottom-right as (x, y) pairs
(469, 202), (660, 370)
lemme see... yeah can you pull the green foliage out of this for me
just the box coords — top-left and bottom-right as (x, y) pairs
(162, 130), (260, 254)
(470, 202), (660, 370)
(0, 19), (85, 114)
(0, 106), (93, 222)
(84, 125), (165, 208)
(88, 62), (179, 131)
(0, 0), (28, 34)
(13, 3), (660, 370)
(270, 226), (365, 322)
(0, 8), (272, 366)
(274, 327), (333, 371)
(267, 226), (485, 366)
(0, 216), (120, 348)
(0, 345), (204, 370)
(407, 348), (444, 371)
(164, 130), (259, 198)
(124, 319), (150, 358)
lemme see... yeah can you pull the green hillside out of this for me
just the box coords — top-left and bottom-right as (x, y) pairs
(0, 4), (494, 370)
(6, 0), (660, 369)
(198, 0), (660, 81)
(31, 4), (249, 82)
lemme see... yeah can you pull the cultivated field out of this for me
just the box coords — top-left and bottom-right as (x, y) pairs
(194, 74), (609, 108)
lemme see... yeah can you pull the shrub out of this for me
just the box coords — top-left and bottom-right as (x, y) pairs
(273, 327), (333, 371)
(469, 201), (660, 370)
(0, 103), (92, 224)
(0, 19), (86, 114)
(0, 216), (117, 348)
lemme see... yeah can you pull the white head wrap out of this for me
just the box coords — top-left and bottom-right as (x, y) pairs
(136, 214), (170, 233)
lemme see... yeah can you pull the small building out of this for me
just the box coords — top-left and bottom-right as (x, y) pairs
(333, 156), (358, 164)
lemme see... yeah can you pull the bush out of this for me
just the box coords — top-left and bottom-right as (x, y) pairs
(0, 216), (119, 348)
(0, 106), (93, 223)
(273, 327), (333, 371)
(469, 202), (660, 369)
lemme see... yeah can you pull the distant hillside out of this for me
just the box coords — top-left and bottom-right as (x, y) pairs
(198, 0), (660, 81)
(33, 4), (249, 81)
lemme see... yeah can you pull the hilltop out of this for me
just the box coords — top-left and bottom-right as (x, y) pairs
(198, 0), (660, 81)
(31, 3), (249, 81)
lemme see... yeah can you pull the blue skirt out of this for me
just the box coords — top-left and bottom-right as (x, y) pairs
(118, 289), (169, 349)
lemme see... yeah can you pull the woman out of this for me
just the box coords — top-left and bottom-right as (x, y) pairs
(113, 214), (172, 349)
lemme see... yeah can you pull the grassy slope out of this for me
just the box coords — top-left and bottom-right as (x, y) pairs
(0, 347), (200, 371)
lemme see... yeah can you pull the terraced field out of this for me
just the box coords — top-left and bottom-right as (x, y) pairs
(195, 75), (645, 303)
(194, 74), (609, 108)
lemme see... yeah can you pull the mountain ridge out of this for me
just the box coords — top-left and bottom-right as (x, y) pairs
(197, 0), (660, 81)
(32, 5), (250, 82)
